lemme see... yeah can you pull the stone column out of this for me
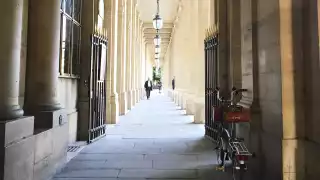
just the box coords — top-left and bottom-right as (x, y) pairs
(135, 18), (141, 102)
(229, 0), (242, 88)
(0, 2), (36, 178)
(104, 0), (119, 124)
(0, 2), (35, 177)
(130, 3), (137, 107)
(217, 0), (230, 97)
(126, 0), (133, 110)
(280, 0), (319, 179)
(139, 22), (145, 99)
(0, 0), (25, 120)
(25, 0), (66, 128)
(139, 29), (144, 99)
(117, 0), (127, 115)
(140, 39), (145, 98)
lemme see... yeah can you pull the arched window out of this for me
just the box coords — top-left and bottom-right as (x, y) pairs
(59, 0), (82, 77)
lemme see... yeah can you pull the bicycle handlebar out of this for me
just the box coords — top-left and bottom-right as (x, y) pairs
(215, 87), (247, 104)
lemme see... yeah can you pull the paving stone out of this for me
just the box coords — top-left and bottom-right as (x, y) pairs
(144, 154), (198, 161)
(74, 153), (144, 161)
(54, 169), (120, 178)
(153, 160), (202, 170)
(118, 169), (198, 179)
(197, 152), (218, 163)
(54, 92), (229, 180)
(53, 178), (147, 180)
(64, 160), (106, 170)
(160, 145), (189, 154)
(65, 159), (153, 169)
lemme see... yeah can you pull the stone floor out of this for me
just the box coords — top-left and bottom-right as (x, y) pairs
(53, 91), (232, 180)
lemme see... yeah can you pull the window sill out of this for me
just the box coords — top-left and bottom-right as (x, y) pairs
(59, 74), (80, 79)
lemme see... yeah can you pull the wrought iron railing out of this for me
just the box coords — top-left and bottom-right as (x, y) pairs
(204, 26), (220, 141)
(88, 33), (108, 143)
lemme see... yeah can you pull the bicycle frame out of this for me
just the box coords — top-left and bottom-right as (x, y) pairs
(209, 87), (253, 179)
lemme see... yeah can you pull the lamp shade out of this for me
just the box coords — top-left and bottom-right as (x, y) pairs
(155, 46), (161, 53)
(154, 34), (161, 46)
(153, 15), (163, 30)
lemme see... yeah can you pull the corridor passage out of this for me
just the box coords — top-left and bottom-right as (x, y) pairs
(54, 92), (231, 180)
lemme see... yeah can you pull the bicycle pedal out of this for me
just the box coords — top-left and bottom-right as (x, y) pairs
(215, 166), (225, 171)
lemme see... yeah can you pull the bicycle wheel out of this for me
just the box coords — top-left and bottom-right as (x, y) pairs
(215, 137), (224, 165)
(232, 159), (245, 180)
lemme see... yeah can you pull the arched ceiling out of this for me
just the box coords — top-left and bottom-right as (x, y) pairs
(137, 0), (179, 22)
(137, 0), (180, 64)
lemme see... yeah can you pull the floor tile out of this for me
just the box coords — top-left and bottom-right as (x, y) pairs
(54, 92), (233, 180)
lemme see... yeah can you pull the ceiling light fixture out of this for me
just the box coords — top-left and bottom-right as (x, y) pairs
(154, 34), (161, 46)
(155, 45), (161, 53)
(153, 0), (163, 30)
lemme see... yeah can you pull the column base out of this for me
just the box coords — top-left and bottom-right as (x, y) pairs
(109, 93), (119, 124)
(283, 139), (306, 180)
(0, 105), (24, 121)
(139, 89), (142, 101)
(127, 91), (132, 110)
(131, 90), (136, 107)
(26, 109), (67, 130)
(0, 116), (35, 180)
(119, 92), (128, 115)
(136, 89), (140, 103)
(141, 88), (147, 100)
(140, 88), (144, 100)
(135, 89), (139, 103)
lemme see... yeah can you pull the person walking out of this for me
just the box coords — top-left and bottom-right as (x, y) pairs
(144, 78), (153, 100)
(158, 81), (162, 94)
(172, 76), (175, 90)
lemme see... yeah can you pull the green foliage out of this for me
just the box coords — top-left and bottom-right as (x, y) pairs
(152, 67), (162, 82)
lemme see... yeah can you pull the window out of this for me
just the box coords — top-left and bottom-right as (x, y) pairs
(60, 0), (82, 77)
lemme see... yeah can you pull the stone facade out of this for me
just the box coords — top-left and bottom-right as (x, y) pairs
(0, 0), (150, 179)
(163, 0), (320, 180)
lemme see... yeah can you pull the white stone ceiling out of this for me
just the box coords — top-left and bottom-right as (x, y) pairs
(137, 0), (180, 63)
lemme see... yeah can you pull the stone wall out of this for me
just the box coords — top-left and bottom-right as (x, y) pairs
(165, 0), (210, 123)
(33, 116), (69, 180)
(57, 78), (78, 144)
(256, 0), (282, 179)
(240, 0), (320, 179)
(4, 0), (78, 179)
(300, 0), (320, 179)
(239, 0), (282, 179)
(19, 0), (78, 145)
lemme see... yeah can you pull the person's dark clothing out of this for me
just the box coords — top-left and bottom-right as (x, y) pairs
(172, 79), (175, 90)
(144, 80), (153, 99)
(158, 82), (162, 93)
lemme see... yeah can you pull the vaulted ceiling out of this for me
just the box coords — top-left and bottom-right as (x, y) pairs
(137, 0), (180, 64)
